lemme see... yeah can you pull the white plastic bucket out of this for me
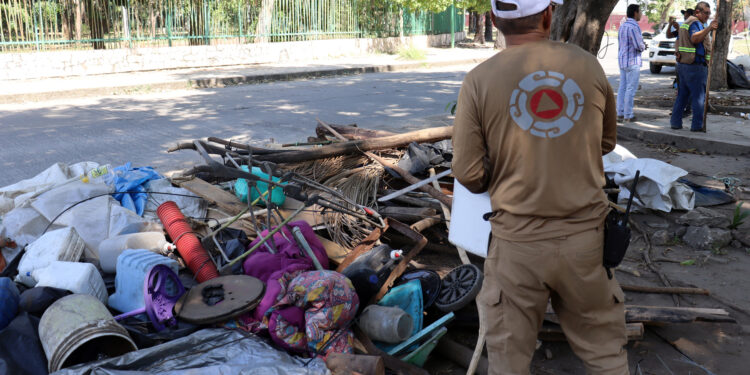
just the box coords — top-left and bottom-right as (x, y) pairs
(39, 294), (137, 372)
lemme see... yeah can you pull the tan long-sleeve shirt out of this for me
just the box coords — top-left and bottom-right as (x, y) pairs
(452, 39), (617, 242)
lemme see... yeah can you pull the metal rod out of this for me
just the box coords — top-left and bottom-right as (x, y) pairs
(292, 226), (324, 271)
(378, 169), (452, 202)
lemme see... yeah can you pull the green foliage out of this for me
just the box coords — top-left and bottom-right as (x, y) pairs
(445, 100), (457, 115)
(455, 0), (490, 13)
(680, 259), (696, 266)
(729, 202), (750, 230)
(392, 0), (453, 13)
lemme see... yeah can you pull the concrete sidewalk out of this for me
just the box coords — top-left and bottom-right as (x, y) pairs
(619, 107), (750, 156)
(0, 47), (497, 104)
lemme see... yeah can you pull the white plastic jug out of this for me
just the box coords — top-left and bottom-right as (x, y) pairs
(16, 227), (86, 287)
(33, 261), (108, 304)
(98, 232), (175, 273)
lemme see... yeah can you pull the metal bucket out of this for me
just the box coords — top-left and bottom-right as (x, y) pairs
(39, 294), (137, 372)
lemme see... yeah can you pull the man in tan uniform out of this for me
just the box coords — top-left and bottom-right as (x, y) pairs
(452, 1), (628, 374)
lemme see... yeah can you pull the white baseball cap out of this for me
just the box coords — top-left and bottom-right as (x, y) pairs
(491, 0), (563, 19)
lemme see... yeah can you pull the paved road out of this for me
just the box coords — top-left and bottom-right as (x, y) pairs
(0, 42), (678, 187)
(0, 66), (469, 186)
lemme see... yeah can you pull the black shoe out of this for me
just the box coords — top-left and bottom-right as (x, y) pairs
(690, 128), (703, 132)
(683, 111), (691, 118)
(671, 126), (683, 130)
(625, 116), (638, 122)
(617, 115), (624, 122)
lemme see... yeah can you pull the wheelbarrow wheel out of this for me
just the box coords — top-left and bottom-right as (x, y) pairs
(435, 264), (483, 312)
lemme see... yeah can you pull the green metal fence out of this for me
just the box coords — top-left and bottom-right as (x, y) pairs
(0, 0), (463, 52)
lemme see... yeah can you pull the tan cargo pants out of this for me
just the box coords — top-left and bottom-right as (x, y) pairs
(478, 226), (628, 375)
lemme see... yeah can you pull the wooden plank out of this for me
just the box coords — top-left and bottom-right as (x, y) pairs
(539, 323), (644, 342)
(317, 235), (349, 266)
(173, 177), (247, 216)
(380, 206), (436, 223)
(621, 284), (710, 296)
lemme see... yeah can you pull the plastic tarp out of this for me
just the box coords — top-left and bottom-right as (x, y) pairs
(603, 145), (695, 212)
(54, 329), (329, 375)
(143, 179), (206, 222)
(0, 311), (48, 375)
(0, 162), (100, 216)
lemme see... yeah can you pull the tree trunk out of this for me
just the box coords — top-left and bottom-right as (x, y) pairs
(473, 12), (485, 44)
(711, 0), (734, 90)
(189, 0), (206, 45)
(254, 0), (274, 43)
(150, 0), (157, 38)
(86, 0), (108, 49)
(469, 12), (476, 33)
(484, 11), (493, 41)
(550, 0), (619, 55)
(75, 0), (82, 41)
(658, 0), (676, 25)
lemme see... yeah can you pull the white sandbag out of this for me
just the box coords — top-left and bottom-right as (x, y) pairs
(604, 156), (695, 212)
(15, 227), (85, 287)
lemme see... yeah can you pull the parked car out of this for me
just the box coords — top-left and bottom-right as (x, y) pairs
(647, 24), (675, 74)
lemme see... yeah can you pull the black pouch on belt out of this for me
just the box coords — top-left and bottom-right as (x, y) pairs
(603, 170), (640, 279)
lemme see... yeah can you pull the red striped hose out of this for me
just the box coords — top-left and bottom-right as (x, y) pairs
(157, 201), (218, 282)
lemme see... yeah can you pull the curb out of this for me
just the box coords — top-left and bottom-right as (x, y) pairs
(617, 124), (750, 157)
(0, 58), (488, 104)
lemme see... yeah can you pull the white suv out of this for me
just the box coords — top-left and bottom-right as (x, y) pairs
(647, 24), (676, 74)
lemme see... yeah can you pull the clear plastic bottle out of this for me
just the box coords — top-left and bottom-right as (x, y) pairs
(98, 232), (175, 273)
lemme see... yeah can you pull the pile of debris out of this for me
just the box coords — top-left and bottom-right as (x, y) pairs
(0, 120), (741, 375)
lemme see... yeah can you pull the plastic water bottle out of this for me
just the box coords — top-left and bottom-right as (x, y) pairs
(98, 232), (175, 273)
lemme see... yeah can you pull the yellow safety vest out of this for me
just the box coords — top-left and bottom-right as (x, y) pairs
(676, 17), (712, 64)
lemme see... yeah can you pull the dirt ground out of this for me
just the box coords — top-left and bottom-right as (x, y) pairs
(420, 139), (750, 375)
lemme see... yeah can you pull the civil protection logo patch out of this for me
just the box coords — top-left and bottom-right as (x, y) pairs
(509, 71), (584, 138)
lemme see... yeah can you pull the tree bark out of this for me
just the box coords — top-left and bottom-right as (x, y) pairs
(86, 0), (108, 49)
(484, 11), (493, 41)
(75, 0), (82, 41)
(550, 0), (619, 55)
(190, 0), (206, 45)
(711, 0), (734, 90)
(469, 12), (477, 33)
(254, 0), (274, 43)
(473, 12), (485, 44)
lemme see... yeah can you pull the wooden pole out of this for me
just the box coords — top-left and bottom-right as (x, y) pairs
(620, 284), (710, 295)
(702, 1), (720, 133)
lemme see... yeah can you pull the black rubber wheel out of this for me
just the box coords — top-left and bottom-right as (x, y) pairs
(435, 264), (484, 312)
(650, 63), (662, 74)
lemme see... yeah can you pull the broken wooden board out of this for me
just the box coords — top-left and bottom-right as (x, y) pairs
(174, 177), (247, 216)
(540, 323), (644, 342)
(544, 305), (734, 325)
(317, 235), (349, 267)
(625, 305), (734, 324)
(379, 206), (436, 223)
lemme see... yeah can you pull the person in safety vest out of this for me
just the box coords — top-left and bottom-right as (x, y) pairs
(671, 1), (717, 131)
